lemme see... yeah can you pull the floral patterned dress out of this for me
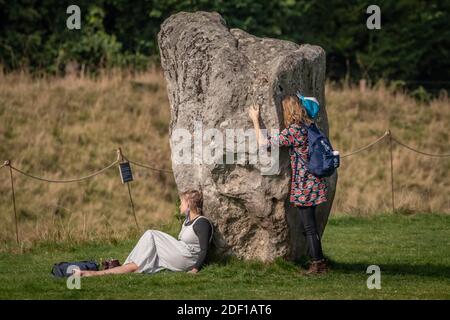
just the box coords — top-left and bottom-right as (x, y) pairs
(268, 123), (328, 207)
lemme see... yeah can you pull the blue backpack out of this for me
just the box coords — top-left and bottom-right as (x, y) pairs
(51, 260), (98, 278)
(301, 123), (340, 177)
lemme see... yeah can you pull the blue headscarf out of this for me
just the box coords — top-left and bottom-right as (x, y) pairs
(295, 92), (320, 119)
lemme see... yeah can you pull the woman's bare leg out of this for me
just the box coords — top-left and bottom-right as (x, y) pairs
(75, 263), (138, 277)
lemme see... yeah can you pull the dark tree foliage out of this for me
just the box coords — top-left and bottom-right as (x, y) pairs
(0, 0), (449, 88)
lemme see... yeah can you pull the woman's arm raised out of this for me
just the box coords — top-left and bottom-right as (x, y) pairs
(249, 105), (296, 148)
(248, 105), (268, 147)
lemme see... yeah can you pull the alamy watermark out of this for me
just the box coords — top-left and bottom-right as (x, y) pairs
(366, 5), (381, 30)
(366, 265), (381, 289)
(66, 265), (81, 290)
(65, 4), (382, 31)
(66, 5), (81, 30)
(171, 122), (280, 175)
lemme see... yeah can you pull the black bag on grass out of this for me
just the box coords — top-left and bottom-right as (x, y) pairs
(51, 261), (98, 278)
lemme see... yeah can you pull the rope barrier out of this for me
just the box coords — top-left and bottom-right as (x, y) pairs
(126, 158), (173, 173)
(341, 131), (390, 158)
(0, 133), (448, 180)
(0, 161), (8, 170)
(8, 159), (119, 183)
(1, 135), (448, 245)
(391, 136), (450, 157)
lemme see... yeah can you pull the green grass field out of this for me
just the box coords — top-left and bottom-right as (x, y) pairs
(1, 213), (449, 299)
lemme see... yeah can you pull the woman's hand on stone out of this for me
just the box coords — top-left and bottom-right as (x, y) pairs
(248, 105), (260, 123)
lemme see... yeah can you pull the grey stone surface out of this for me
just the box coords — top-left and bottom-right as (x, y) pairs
(158, 11), (337, 262)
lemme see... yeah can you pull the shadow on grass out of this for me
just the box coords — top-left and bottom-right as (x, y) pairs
(206, 252), (450, 279)
(329, 260), (450, 278)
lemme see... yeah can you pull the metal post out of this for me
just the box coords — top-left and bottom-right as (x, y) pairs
(7, 160), (19, 244)
(117, 148), (139, 230)
(126, 182), (139, 230)
(388, 131), (396, 213)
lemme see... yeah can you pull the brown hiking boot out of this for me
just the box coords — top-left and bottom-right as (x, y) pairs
(305, 259), (328, 275)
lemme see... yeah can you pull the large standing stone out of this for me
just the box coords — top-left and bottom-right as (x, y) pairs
(158, 11), (337, 262)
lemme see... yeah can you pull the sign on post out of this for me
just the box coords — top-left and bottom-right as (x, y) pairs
(119, 161), (133, 184)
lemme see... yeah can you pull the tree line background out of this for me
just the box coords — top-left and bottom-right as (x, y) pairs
(1, 0), (449, 93)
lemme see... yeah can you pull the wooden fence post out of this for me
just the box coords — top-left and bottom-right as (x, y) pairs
(117, 148), (140, 230)
(6, 160), (20, 244)
(388, 131), (396, 213)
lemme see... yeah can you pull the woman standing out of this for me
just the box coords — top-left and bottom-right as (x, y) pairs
(249, 95), (329, 274)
